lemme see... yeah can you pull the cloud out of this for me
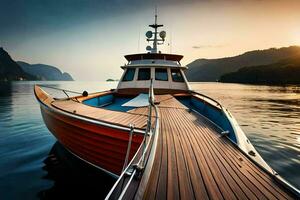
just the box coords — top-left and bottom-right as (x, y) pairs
(192, 44), (227, 49)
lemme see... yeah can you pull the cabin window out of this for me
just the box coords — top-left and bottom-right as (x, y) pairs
(155, 68), (168, 81)
(138, 68), (151, 80)
(122, 68), (135, 81)
(171, 69), (184, 82)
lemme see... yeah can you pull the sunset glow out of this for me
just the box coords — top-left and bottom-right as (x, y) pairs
(1, 0), (300, 80)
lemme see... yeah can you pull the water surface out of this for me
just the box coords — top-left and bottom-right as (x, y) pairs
(0, 81), (299, 199)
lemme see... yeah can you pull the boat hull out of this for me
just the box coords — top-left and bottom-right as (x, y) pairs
(40, 104), (143, 176)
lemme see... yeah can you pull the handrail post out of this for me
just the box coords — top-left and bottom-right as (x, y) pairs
(63, 90), (70, 98)
(105, 79), (159, 199)
(37, 84), (82, 99)
(122, 124), (134, 172)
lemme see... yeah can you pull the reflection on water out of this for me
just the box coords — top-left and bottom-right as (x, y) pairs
(0, 81), (117, 200)
(39, 142), (115, 200)
(0, 81), (299, 199)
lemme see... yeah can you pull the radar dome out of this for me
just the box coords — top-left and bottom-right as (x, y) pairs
(146, 46), (152, 51)
(146, 31), (153, 38)
(159, 31), (166, 39)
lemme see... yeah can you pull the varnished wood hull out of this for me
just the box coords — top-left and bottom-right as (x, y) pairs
(33, 84), (145, 176)
(40, 105), (143, 176)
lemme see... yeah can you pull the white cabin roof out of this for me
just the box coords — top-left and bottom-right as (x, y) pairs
(121, 59), (187, 69)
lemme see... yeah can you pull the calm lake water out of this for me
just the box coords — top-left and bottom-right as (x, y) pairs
(0, 81), (299, 199)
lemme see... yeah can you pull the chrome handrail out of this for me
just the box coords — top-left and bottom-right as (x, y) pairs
(37, 84), (83, 98)
(105, 78), (159, 200)
(134, 104), (159, 198)
(116, 106), (159, 200)
(143, 78), (154, 165)
(146, 79), (154, 134)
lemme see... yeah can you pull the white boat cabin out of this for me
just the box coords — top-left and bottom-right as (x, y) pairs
(117, 53), (190, 94)
(116, 16), (190, 95)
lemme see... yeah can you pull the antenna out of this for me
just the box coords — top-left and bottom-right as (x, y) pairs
(145, 8), (165, 53)
(138, 26), (141, 53)
(170, 27), (172, 54)
(155, 5), (157, 24)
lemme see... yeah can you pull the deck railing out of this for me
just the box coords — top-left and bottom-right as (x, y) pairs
(105, 78), (160, 200)
(37, 84), (83, 99)
(190, 90), (223, 110)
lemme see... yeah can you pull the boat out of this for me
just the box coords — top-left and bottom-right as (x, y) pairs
(35, 14), (300, 199)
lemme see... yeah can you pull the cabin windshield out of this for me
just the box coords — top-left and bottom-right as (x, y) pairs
(122, 68), (135, 81)
(138, 68), (151, 80)
(155, 68), (168, 81)
(171, 69), (184, 82)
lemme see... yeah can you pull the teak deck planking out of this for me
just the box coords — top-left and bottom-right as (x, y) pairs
(52, 99), (150, 130)
(130, 95), (295, 200)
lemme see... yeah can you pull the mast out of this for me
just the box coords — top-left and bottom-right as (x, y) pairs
(146, 9), (166, 53)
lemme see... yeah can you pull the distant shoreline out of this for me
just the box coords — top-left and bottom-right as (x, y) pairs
(188, 81), (300, 86)
(1, 80), (298, 87)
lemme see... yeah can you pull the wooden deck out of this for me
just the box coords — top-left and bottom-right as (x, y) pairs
(51, 99), (150, 130)
(130, 95), (296, 200)
(34, 85), (151, 131)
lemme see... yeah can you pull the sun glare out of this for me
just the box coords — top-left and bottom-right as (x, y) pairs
(290, 28), (300, 46)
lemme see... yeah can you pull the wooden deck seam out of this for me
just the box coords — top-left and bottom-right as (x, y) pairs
(166, 108), (210, 199)
(163, 108), (195, 199)
(163, 107), (225, 199)
(193, 120), (261, 200)
(180, 109), (262, 200)
(186, 111), (259, 200)
(191, 128), (247, 200)
(157, 105), (188, 110)
(132, 96), (295, 200)
(166, 104), (292, 199)
(142, 128), (162, 199)
(155, 108), (168, 199)
(165, 109), (181, 199)
(195, 115), (291, 199)
(169, 108), (232, 200)
(164, 108), (180, 199)
(189, 112), (278, 199)
(189, 109), (291, 199)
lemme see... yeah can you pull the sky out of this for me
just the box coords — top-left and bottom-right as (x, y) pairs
(1, 0), (300, 81)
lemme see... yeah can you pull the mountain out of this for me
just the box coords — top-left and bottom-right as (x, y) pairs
(219, 55), (300, 84)
(0, 47), (36, 81)
(0, 47), (73, 81)
(185, 46), (300, 82)
(17, 61), (73, 81)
